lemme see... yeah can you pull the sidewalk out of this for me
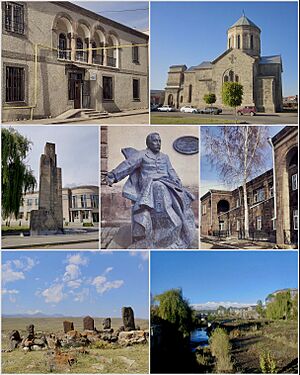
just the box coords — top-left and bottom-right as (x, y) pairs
(200, 235), (280, 250)
(2, 231), (99, 249)
(5, 109), (149, 125)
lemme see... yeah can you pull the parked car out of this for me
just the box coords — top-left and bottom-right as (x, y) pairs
(151, 104), (160, 111)
(180, 105), (198, 113)
(199, 106), (222, 115)
(237, 106), (257, 116)
(157, 105), (175, 112)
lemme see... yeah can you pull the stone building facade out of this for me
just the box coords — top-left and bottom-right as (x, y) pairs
(5, 185), (99, 226)
(200, 126), (298, 247)
(2, 1), (148, 121)
(164, 14), (282, 112)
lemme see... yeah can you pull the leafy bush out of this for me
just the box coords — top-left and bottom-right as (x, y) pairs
(209, 328), (233, 373)
(83, 222), (94, 227)
(259, 350), (277, 373)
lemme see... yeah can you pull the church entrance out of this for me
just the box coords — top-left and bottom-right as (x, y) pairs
(168, 94), (174, 106)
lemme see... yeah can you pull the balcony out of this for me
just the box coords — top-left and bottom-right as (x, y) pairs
(76, 51), (88, 63)
(57, 49), (71, 60)
(92, 54), (104, 65)
(107, 56), (117, 67)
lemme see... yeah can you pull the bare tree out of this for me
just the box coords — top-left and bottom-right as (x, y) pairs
(204, 126), (269, 239)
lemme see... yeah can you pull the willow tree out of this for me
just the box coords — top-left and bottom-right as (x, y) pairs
(154, 288), (194, 338)
(2, 128), (36, 221)
(204, 126), (269, 239)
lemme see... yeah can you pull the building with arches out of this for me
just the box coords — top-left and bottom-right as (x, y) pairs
(2, 1), (149, 121)
(164, 14), (282, 113)
(200, 127), (298, 247)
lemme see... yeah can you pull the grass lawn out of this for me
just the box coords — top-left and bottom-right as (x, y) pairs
(2, 225), (29, 232)
(151, 114), (238, 124)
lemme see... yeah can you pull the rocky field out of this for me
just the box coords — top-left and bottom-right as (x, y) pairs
(2, 317), (149, 374)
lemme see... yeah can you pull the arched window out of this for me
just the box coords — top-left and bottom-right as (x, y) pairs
(229, 70), (234, 82)
(224, 75), (228, 82)
(188, 84), (192, 103)
(235, 75), (239, 82)
(250, 35), (254, 50)
(58, 33), (67, 59)
(228, 38), (231, 49)
(76, 37), (84, 61)
(180, 96), (183, 103)
(91, 41), (97, 64)
(237, 35), (240, 49)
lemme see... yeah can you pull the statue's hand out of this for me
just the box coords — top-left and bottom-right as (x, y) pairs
(106, 172), (116, 187)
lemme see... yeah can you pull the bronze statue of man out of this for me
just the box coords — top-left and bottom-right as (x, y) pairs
(106, 132), (196, 249)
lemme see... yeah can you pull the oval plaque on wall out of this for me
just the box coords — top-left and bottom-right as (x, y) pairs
(173, 136), (199, 155)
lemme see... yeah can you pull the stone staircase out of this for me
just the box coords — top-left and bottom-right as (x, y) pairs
(53, 108), (109, 123)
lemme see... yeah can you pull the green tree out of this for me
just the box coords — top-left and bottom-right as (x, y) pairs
(154, 288), (194, 337)
(266, 291), (292, 320)
(256, 300), (265, 318)
(209, 328), (233, 373)
(222, 82), (243, 123)
(2, 128), (36, 221)
(291, 293), (298, 320)
(203, 93), (216, 112)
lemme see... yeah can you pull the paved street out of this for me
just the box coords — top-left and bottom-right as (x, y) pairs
(200, 236), (289, 250)
(151, 111), (298, 124)
(2, 231), (99, 249)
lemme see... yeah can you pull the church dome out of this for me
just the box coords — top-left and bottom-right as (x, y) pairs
(229, 15), (261, 31)
(227, 13), (261, 57)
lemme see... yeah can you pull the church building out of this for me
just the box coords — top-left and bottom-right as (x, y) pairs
(164, 14), (283, 113)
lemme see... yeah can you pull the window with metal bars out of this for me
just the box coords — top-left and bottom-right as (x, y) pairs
(133, 79), (140, 100)
(103, 76), (113, 100)
(6, 66), (25, 102)
(4, 2), (24, 34)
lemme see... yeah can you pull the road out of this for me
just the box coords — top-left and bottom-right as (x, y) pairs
(151, 111), (298, 124)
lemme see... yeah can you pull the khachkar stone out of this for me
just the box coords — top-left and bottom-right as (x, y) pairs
(122, 307), (135, 331)
(102, 318), (111, 329)
(63, 321), (74, 333)
(26, 324), (34, 339)
(83, 316), (94, 331)
(30, 143), (63, 235)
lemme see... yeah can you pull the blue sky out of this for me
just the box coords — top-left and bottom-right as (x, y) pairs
(151, 251), (298, 308)
(74, 2), (149, 31)
(151, 2), (298, 96)
(200, 125), (285, 196)
(5, 126), (99, 188)
(2, 251), (149, 318)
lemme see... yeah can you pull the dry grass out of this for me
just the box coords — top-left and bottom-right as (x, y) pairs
(2, 317), (149, 374)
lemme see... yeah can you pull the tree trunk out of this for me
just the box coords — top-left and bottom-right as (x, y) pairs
(243, 181), (249, 239)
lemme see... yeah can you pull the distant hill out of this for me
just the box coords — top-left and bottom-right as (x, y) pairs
(2, 313), (66, 318)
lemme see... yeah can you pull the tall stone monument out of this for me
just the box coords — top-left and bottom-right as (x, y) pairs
(30, 143), (63, 235)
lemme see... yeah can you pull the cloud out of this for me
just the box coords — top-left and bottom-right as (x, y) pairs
(129, 251), (149, 261)
(67, 254), (88, 266)
(2, 257), (38, 285)
(2, 262), (25, 285)
(73, 288), (89, 303)
(191, 301), (256, 310)
(12, 256), (39, 271)
(9, 295), (17, 303)
(92, 275), (124, 294)
(63, 264), (81, 282)
(2, 289), (19, 295)
(138, 263), (144, 271)
(41, 284), (64, 304)
(67, 279), (82, 289)
(104, 267), (113, 274)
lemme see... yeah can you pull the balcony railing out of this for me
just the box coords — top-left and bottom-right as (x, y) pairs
(107, 56), (117, 67)
(76, 51), (88, 63)
(92, 54), (104, 65)
(57, 49), (71, 60)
